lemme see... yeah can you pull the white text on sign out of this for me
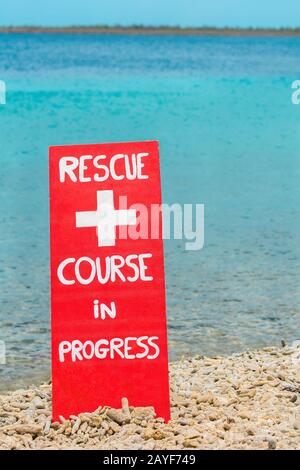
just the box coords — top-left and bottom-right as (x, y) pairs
(59, 153), (149, 183)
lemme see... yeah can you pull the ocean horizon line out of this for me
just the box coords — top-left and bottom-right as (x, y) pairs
(1, 25), (300, 36)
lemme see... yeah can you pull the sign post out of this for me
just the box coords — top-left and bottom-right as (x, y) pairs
(49, 140), (170, 422)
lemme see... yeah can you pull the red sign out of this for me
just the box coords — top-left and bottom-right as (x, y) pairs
(49, 140), (170, 422)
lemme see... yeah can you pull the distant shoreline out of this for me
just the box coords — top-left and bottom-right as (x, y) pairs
(1, 26), (300, 36)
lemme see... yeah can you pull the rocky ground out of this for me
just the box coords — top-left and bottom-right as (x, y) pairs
(0, 345), (300, 450)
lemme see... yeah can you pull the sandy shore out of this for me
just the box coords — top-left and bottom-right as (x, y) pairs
(0, 345), (300, 450)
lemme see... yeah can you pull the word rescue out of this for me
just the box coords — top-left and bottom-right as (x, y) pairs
(49, 141), (170, 421)
(59, 152), (149, 182)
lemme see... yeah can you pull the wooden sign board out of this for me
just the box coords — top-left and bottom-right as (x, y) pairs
(49, 140), (170, 422)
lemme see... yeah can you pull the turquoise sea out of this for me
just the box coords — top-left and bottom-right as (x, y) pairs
(0, 33), (300, 389)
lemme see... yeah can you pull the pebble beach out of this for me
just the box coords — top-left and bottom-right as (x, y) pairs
(0, 345), (300, 450)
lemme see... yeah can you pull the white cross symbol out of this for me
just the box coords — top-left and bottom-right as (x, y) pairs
(75, 190), (137, 247)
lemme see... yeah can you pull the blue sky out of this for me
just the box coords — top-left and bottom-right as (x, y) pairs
(1, 0), (300, 27)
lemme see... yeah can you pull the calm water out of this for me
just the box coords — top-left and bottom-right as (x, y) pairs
(0, 34), (300, 390)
